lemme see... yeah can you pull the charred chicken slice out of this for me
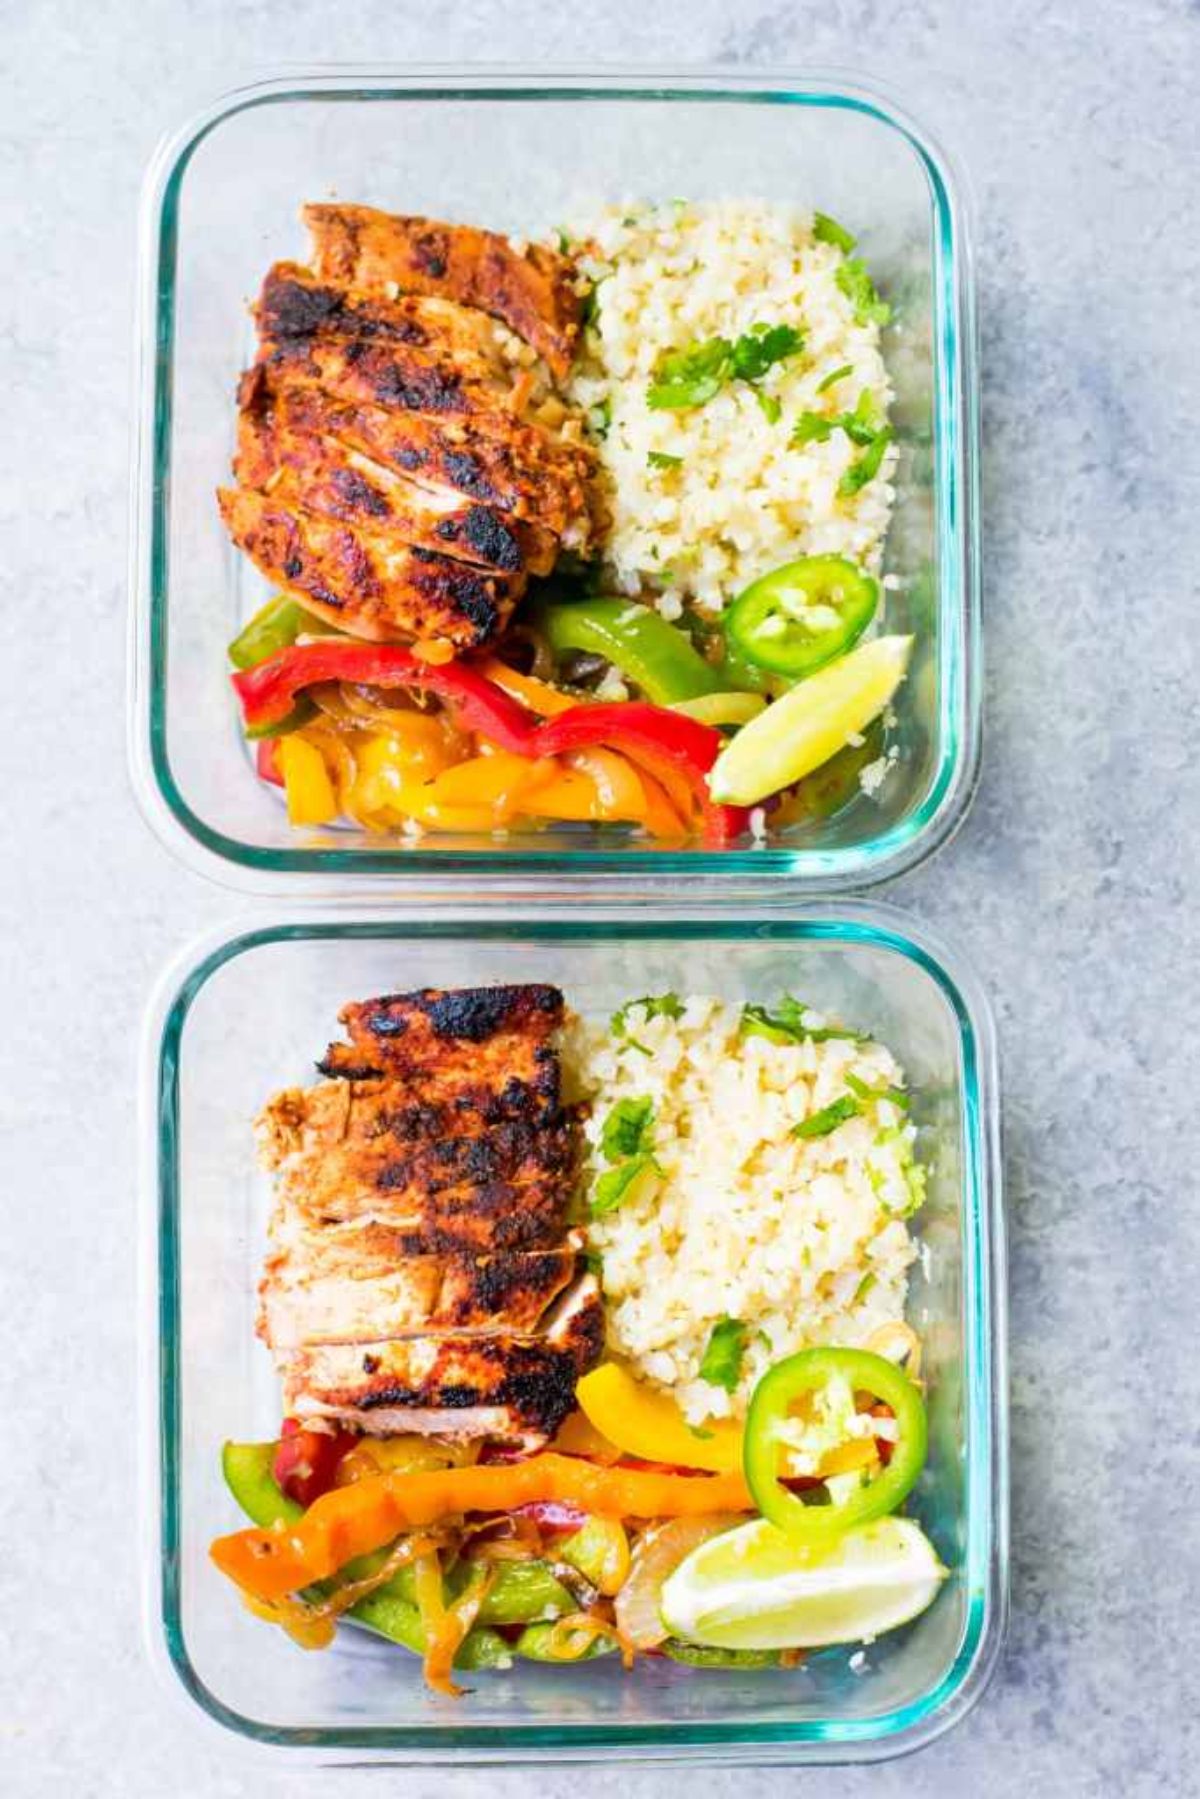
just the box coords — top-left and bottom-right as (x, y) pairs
(235, 403), (555, 576)
(303, 204), (583, 379)
(278, 1274), (604, 1446)
(217, 486), (524, 644)
(256, 985), (601, 1449)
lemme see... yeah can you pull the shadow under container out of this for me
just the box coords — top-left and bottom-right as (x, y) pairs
(131, 70), (979, 894)
(141, 904), (1006, 1761)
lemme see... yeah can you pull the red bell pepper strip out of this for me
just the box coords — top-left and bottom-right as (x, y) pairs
(255, 738), (284, 787)
(232, 643), (749, 844)
(232, 644), (534, 748)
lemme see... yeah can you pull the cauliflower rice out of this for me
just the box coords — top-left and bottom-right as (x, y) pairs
(570, 995), (926, 1440)
(566, 200), (897, 613)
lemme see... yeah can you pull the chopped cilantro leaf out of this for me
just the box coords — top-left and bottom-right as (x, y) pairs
(740, 996), (862, 1046)
(816, 362), (854, 394)
(648, 323), (802, 412)
(730, 322), (804, 383)
(791, 412), (835, 446)
(698, 1317), (748, 1392)
(813, 212), (857, 254)
(647, 449), (683, 469)
(688, 1425), (715, 1442)
(755, 390), (782, 424)
(647, 336), (733, 410)
(845, 1071), (910, 1110)
(836, 257), (892, 327)
(554, 227), (571, 253)
(838, 426), (893, 497)
(611, 993), (684, 1037)
(794, 1095), (862, 1139)
(600, 1096), (656, 1163)
(854, 1271), (878, 1303)
(590, 1153), (660, 1217)
(587, 397), (612, 439)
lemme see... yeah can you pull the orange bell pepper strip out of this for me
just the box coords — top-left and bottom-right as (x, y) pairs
(477, 658), (578, 718)
(210, 1452), (753, 1603)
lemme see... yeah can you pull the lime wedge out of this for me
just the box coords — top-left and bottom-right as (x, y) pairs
(659, 1515), (946, 1651)
(707, 635), (912, 806)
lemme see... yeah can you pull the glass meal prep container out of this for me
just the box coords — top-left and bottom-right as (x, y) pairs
(129, 69), (980, 894)
(139, 903), (1006, 1762)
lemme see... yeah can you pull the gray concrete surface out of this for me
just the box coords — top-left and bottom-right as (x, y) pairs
(3, 0), (1198, 1793)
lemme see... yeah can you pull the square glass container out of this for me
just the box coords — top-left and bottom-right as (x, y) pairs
(129, 69), (980, 895)
(139, 903), (1006, 1762)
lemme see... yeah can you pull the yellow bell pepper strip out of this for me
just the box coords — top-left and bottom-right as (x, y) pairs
(577, 1364), (745, 1475)
(743, 1348), (927, 1546)
(477, 657), (578, 717)
(210, 1453), (754, 1604)
(534, 598), (725, 705)
(278, 734), (339, 825)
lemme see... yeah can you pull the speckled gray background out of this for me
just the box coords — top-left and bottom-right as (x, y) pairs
(3, 0), (1199, 1793)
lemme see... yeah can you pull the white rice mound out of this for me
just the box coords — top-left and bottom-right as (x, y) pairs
(565, 200), (897, 614)
(569, 996), (926, 1433)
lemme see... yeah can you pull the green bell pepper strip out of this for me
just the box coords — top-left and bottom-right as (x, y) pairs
(535, 598), (725, 705)
(512, 1621), (617, 1662)
(725, 555), (878, 679)
(743, 1350), (927, 1546)
(228, 597), (333, 671)
(219, 1442), (527, 1665)
(662, 1641), (784, 1669)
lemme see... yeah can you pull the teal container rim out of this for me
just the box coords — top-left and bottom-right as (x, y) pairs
(128, 66), (981, 895)
(139, 901), (1007, 1762)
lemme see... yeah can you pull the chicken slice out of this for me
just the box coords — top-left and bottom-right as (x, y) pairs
(280, 1273), (604, 1447)
(236, 403), (555, 576)
(259, 1228), (582, 1348)
(304, 204), (582, 379)
(320, 983), (565, 1083)
(261, 372), (593, 539)
(217, 485), (524, 645)
(257, 261), (507, 373)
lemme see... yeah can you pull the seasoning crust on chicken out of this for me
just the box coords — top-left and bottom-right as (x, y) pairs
(255, 985), (601, 1449)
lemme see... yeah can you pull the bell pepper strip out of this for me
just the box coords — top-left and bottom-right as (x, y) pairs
(273, 1420), (357, 1508)
(227, 595), (338, 671)
(725, 555), (878, 679)
(477, 657), (578, 717)
(743, 1349), (927, 1547)
(233, 643), (536, 747)
(255, 738), (284, 788)
(234, 644), (749, 842)
(210, 1452), (754, 1604)
(577, 1363), (744, 1476)
(278, 734), (339, 826)
(534, 599), (725, 705)
(531, 703), (747, 844)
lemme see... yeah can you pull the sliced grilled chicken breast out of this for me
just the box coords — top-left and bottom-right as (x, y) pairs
(303, 204), (582, 379)
(280, 1273), (604, 1447)
(236, 409), (555, 576)
(256, 985), (601, 1449)
(217, 485), (524, 644)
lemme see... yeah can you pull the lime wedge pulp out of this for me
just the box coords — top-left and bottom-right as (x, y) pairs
(707, 635), (913, 806)
(659, 1514), (946, 1652)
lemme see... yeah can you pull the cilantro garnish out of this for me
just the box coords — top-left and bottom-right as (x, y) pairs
(647, 322), (803, 412)
(590, 1153), (660, 1217)
(611, 993), (684, 1038)
(793, 1095), (862, 1139)
(816, 362), (854, 394)
(739, 996), (863, 1046)
(698, 1317), (748, 1392)
(791, 389), (891, 495)
(813, 212), (857, 255)
(587, 398), (612, 439)
(600, 1096), (656, 1163)
(647, 450), (683, 470)
(854, 1271), (878, 1303)
(838, 426), (893, 497)
(836, 257), (892, 327)
(755, 390), (782, 424)
(845, 1071), (909, 1110)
